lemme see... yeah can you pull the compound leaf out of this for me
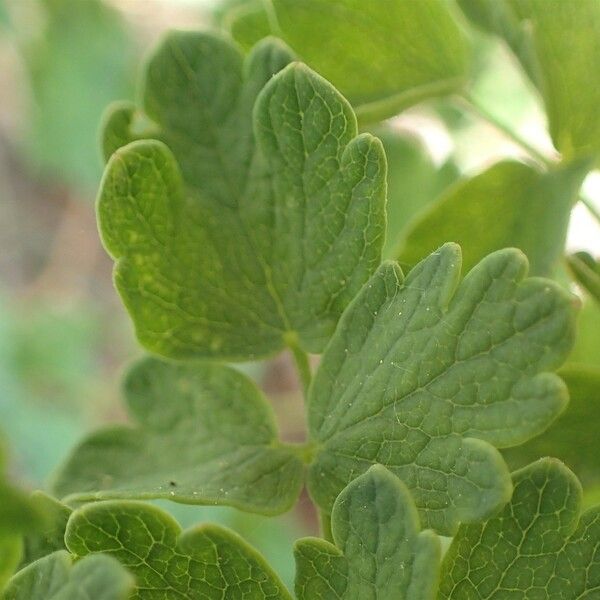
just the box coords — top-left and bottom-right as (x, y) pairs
(51, 357), (304, 515)
(3, 551), (134, 600)
(398, 160), (588, 277)
(65, 500), (292, 599)
(224, 0), (471, 123)
(294, 465), (440, 600)
(308, 243), (576, 535)
(567, 251), (600, 304)
(99, 32), (386, 360)
(439, 458), (600, 598)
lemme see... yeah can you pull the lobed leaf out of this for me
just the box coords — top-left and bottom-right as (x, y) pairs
(3, 551), (134, 600)
(65, 500), (292, 599)
(51, 357), (304, 515)
(224, 0), (471, 123)
(294, 465), (440, 600)
(504, 366), (600, 494)
(99, 32), (386, 360)
(398, 160), (588, 277)
(308, 243), (576, 535)
(440, 458), (600, 598)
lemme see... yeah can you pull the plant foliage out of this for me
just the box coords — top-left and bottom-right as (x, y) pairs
(3, 0), (600, 598)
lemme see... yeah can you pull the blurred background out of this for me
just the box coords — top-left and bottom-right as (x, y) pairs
(1, 0), (600, 586)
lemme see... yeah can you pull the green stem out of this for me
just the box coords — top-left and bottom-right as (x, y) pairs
(286, 335), (312, 396)
(455, 92), (554, 169)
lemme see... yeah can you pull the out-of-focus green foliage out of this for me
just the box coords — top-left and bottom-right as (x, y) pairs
(10, 0), (134, 192)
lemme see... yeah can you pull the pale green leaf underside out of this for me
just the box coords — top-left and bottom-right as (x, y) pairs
(51, 357), (303, 515)
(308, 243), (576, 535)
(3, 551), (134, 600)
(295, 465), (440, 600)
(99, 32), (386, 360)
(225, 0), (470, 123)
(440, 458), (600, 598)
(65, 500), (292, 599)
(398, 160), (588, 277)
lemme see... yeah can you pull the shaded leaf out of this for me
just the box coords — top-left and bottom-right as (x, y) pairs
(0, 537), (22, 592)
(20, 492), (71, 567)
(456, 0), (539, 83)
(223, 0), (471, 123)
(460, 0), (600, 159)
(504, 366), (600, 492)
(567, 251), (600, 304)
(308, 243), (576, 535)
(295, 465), (440, 599)
(65, 500), (292, 599)
(440, 458), (600, 598)
(99, 33), (385, 360)
(51, 357), (303, 515)
(398, 160), (588, 276)
(3, 550), (134, 600)
(373, 126), (459, 259)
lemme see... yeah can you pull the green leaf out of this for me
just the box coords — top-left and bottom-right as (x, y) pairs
(18, 0), (133, 192)
(514, 0), (600, 158)
(398, 160), (588, 277)
(65, 500), (292, 599)
(439, 458), (600, 598)
(20, 492), (72, 567)
(99, 33), (386, 360)
(460, 0), (600, 159)
(223, 0), (471, 123)
(566, 298), (600, 370)
(373, 126), (459, 259)
(456, 0), (539, 84)
(307, 243), (576, 535)
(0, 447), (46, 539)
(295, 465), (440, 599)
(503, 366), (600, 493)
(51, 356), (303, 515)
(567, 251), (600, 304)
(3, 551), (134, 600)
(0, 537), (22, 592)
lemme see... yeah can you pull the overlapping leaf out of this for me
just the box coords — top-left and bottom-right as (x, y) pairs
(0, 442), (47, 587)
(373, 126), (459, 259)
(51, 357), (303, 515)
(567, 251), (600, 304)
(3, 551), (134, 600)
(99, 32), (386, 360)
(398, 160), (588, 277)
(223, 0), (471, 123)
(440, 458), (600, 598)
(307, 243), (576, 535)
(65, 500), (292, 599)
(20, 492), (71, 567)
(459, 0), (600, 159)
(295, 465), (440, 600)
(504, 367), (600, 494)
